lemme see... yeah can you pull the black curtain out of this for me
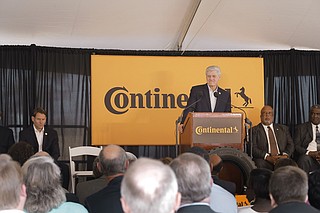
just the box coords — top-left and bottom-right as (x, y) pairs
(0, 45), (91, 159)
(1, 46), (320, 160)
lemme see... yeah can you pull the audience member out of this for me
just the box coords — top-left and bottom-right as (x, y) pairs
(121, 158), (181, 213)
(186, 146), (237, 213)
(294, 104), (320, 173)
(76, 156), (108, 205)
(274, 157), (298, 170)
(252, 105), (294, 170)
(8, 141), (34, 166)
(308, 169), (320, 210)
(125, 151), (137, 165)
(22, 155), (87, 213)
(238, 168), (272, 213)
(0, 154), (26, 212)
(169, 153), (216, 213)
(269, 166), (319, 213)
(0, 111), (15, 154)
(210, 153), (236, 195)
(85, 144), (128, 213)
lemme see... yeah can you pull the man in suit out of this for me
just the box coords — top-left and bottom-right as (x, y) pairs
(170, 153), (216, 213)
(269, 166), (319, 213)
(294, 104), (320, 173)
(120, 158), (181, 213)
(85, 144), (128, 213)
(0, 111), (15, 154)
(19, 107), (60, 160)
(179, 65), (231, 133)
(252, 105), (294, 170)
(76, 156), (108, 204)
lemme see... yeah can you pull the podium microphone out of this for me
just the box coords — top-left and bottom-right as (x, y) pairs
(176, 92), (203, 125)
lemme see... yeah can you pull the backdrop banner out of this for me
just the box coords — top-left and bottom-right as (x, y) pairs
(91, 55), (264, 146)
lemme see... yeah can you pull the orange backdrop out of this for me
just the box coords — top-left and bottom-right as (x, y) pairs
(91, 55), (264, 146)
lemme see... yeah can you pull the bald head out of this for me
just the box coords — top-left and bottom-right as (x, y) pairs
(99, 145), (127, 177)
(121, 158), (180, 213)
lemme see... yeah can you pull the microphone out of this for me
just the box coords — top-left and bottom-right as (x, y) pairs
(176, 92), (203, 124)
(231, 104), (252, 125)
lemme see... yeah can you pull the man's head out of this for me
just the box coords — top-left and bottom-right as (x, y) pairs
(308, 169), (320, 210)
(169, 153), (211, 205)
(0, 154), (26, 211)
(269, 166), (308, 207)
(31, 107), (47, 131)
(248, 168), (272, 200)
(310, 105), (320, 125)
(99, 144), (128, 177)
(260, 105), (274, 126)
(206, 65), (221, 90)
(121, 158), (180, 213)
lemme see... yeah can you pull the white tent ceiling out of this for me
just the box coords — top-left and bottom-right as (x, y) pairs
(1, 0), (320, 51)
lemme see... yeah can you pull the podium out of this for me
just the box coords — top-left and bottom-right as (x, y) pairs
(180, 112), (244, 153)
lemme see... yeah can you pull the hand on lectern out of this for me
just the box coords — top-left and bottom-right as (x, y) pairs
(178, 124), (184, 134)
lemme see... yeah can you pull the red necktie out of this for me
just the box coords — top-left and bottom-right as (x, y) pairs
(268, 126), (278, 156)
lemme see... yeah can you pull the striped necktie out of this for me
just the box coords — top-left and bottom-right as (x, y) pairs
(316, 126), (320, 151)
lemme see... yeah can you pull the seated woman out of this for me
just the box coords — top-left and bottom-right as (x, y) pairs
(22, 155), (88, 213)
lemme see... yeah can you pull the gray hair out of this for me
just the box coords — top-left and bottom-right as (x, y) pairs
(121, 158), (178, 213)
(206, 65), (221, 76)
(269, 166), (308, 205)
(99, 144), (127, 176)
(170, 153), (211, 204)
(22, 156), (66, 213)
(0, 154), (23, 210)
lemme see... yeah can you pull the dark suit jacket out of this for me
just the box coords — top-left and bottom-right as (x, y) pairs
(177, 204), (216, 213)
(181, 84), (231, 124)
(294, 122), (314, 156)
(269, 201), (320, 213)
(19, 125), (60, 160)
(0, 125), (15, 153)
(252, 123), (294, 159)
(85, 175), (123, 213)
(212, 175), (236, 195)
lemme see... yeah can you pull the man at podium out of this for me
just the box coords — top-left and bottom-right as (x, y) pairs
(179, 65), (231, 133)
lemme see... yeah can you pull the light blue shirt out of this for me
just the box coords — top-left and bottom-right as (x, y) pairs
(210, 183), (238, 213)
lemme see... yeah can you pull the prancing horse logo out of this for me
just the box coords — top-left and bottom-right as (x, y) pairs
(234, 87), (252, 107)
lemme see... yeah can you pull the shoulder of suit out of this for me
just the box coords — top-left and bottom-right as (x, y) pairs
(191, 84), (207, 89)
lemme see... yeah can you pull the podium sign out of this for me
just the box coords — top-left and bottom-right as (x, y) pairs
(180, 112), (243, 152)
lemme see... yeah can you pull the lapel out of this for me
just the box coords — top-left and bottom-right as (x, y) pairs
(202, 84), (211, 111)
(307, 122), (313, 139)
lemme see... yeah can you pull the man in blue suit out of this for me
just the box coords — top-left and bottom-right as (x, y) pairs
(179, 65), (231, 133)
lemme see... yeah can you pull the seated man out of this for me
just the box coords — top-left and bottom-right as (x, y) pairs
(252, 105), (294, 170)
(269, 166), (319, 213)
(0, 154), (27, 212)
(294, 104), (320, 173)
(121, 158), (181, 213)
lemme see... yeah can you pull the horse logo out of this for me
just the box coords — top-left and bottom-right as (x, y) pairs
(234, 87), (252, 107)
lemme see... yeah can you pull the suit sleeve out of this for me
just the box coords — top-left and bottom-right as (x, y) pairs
(252, 127), (268, 159)
(181, 86), (199, 124)
(50, 130), (60, 160)
(294, 124), (310, 156)
(281, 125), (294, 156)
(224, 92), (231, 112)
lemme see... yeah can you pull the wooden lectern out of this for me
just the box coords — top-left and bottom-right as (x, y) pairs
(180, 112), (244, 153)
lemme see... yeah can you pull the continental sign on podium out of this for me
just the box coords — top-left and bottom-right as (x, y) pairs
(180, 112), (244, 153)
